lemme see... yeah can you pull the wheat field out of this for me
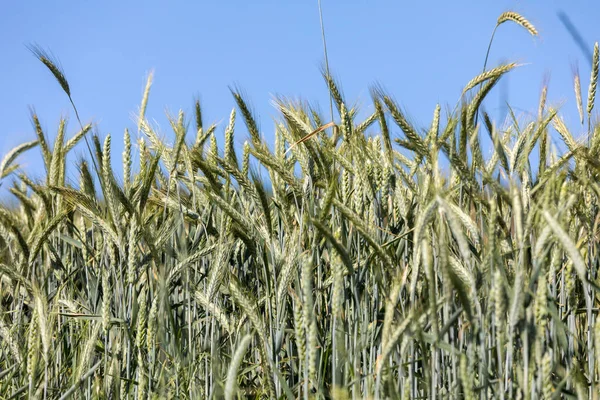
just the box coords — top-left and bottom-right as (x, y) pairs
(0, 12), (600, 400)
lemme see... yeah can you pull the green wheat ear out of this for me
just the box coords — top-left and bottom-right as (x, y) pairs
(480, 11), (537, 100)
(497, 11), (538, 37)
(28, 43), (102, 183)
(27, 44), (71, 97)
(572, 63), (584, 125)
(587, 42), (599, 116)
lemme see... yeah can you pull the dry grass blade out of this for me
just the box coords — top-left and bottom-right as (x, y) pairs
(284, 122), (336, 156)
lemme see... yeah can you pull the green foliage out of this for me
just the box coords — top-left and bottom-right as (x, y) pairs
(1, 11), (600, 400)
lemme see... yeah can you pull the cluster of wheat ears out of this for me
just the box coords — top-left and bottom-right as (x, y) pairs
(0, 11), (600, 400)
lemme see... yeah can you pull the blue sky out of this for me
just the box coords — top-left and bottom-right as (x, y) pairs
(0, 1), (598, 187)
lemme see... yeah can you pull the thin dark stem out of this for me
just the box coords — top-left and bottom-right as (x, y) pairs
(588, 116), (592, 146)
(482, 25), (500, 76)
(318, 0), (334, 124)
(58, 361), (102, 400)
(474, 25), (499, 128)
(68, 96), (101, 180)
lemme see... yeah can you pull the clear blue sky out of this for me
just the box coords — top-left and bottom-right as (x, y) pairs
(0, 1), (597, 187)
